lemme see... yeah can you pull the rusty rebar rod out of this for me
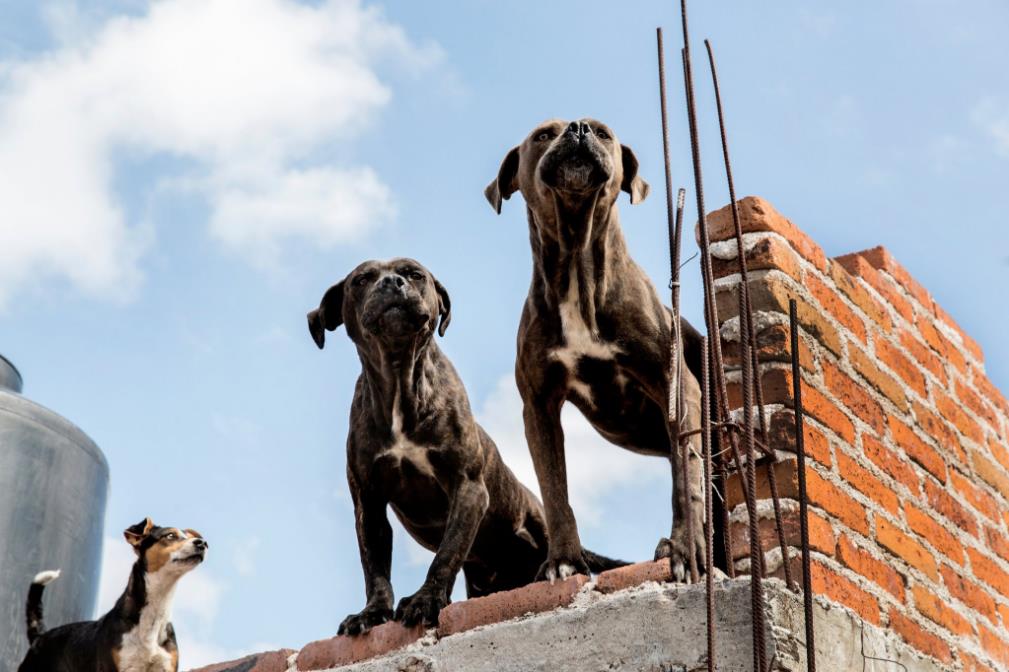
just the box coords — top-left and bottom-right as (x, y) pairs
(678, 6), (757, 595)
(701, 336), (715, 672)
(704, 38), (794, 592)
(657, 27), (699, 584)
(742, 342), (768, 672)
(791, 299), (816, 672)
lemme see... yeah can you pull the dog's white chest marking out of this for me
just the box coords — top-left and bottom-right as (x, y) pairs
(549, 266), (622, 404)
(380, 389), (436, 479)
(117, 572), (177, 672)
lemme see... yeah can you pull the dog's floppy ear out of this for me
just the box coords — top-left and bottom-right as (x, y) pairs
(307, 280), (345, 349)
(484, 146), (520, 214)
(620, 144), (650, 205)
(124, 517), (154, 552)
(434, 279), (452, 337)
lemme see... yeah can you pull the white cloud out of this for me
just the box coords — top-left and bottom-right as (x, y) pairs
(0, 0), (439, 305)
(476, 374), (667, 526)
(972, 98), (1009, 157)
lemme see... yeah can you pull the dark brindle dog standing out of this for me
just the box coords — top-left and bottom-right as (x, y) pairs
(485, 119), (707, 581)
(308, 259), (622, 633)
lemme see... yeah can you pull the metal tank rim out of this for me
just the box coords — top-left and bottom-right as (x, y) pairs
(0, 353), (23, 392)
(0, 391), (109, 473)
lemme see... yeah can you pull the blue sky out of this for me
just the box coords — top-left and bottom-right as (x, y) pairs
(2, 0), (1007, 666)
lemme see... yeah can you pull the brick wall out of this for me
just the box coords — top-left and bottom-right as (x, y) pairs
(711, 197), (1009, 671)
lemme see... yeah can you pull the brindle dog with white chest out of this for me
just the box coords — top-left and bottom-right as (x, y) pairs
(485, 118), (707, 582)
(308, 259), (623, 633)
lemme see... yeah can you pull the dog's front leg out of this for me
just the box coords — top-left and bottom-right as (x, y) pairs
(339, 478), (394, 636)
(523, 399), (587, 581)
(655, 365), (706, 581)
(395, 475), (489, 627)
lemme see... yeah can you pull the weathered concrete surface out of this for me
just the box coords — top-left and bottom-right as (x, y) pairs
(293, 578), (946, 672)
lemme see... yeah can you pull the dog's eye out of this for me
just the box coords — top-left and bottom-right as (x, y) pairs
(535, 131), (553, 142)
(595, 129), (610, 140)
(354, 275), (370, 287)
(164, 533), (176, 541)
(407, 270), (424, 281)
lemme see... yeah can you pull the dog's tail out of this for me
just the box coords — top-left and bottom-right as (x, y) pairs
(582, 548), (629, 573)
(26, 569), (60, 644)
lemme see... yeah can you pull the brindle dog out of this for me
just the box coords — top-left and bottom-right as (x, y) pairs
(308, 258), (623, 633)
(485, 119), (707, 582)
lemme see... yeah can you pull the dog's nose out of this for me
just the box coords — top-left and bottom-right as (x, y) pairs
(192, 538), (208, 550)
(566, 121), (592, 139)
(379, 275), (405, 290)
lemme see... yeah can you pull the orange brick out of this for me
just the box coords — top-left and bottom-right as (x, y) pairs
(999, 603), (1009, 631)
(704, 197), (828, 272)
(923, 478), (978, 537)
(934, 384), (985, 445)
(849, 345), (908, 411)
(905, 503), (965, 567)
(729, 507), (836, 561)
(807, 272), (868, 344)
(957, 378), (1001, 432)
(828, 260), (892, 330)
(723, 322), (816, 374)
(950, 470), (1003, 523)
(802, 382), (857, 445)
(899, 329), (947, 384)
(973, 373), (1009, 419)
(920, 319), (968, 375)
(972, 451), (1009, 502)
(888, 416), (948, 482)
(941, 564), (999, 625)
(985, 526), (1009, 565)
(912, 584), (974, 636)
(767, 408), (832, 466)
(862, 434), (920, 494)
(823, 360), (886, 435)
(912, 399), (966, 464)
(726, 366), (791, 410)
(978, 623), (1009, 669)
(836, 252), (917, 325)
(988, 437), (1009, 476)
(437, 575), (589, 636)
(716, 276), (842, 356)
(836, 450), (901, 515)
(711, 234), (804, 283)
(854, 246), (932, 310)
(933, 300), (985, 364)
(888, 607), (953, 663)
(958, 648), (998, 672)
(194, 650), (296, 672)
(967, 547), (1009, 601)
(725, 462), (870, 536)
(810, 559), (881, 624)
(836, 534), (904, 599)
(595, 560), (672, 593)
(875, 338), (928, 399)
(298, 623), (425, 670)
(877, 518), (939, 580)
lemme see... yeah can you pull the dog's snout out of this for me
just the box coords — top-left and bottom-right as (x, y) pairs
(192, 538), (208, 551)
(566, 121), (592, 138)
(379, 274), (405, 290)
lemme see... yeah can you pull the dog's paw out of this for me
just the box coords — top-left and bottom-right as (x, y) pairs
(338, 604), (393, 636)
(536, 553), (590, 584)
(653, 531), (697, 584)
(394, 590), (449, 628)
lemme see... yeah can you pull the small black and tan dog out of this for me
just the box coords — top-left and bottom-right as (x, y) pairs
(309, 258), (623, 633)
(18, 518), (207, 672)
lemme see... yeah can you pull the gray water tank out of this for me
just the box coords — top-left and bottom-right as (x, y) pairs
(0, 355), (109, 669)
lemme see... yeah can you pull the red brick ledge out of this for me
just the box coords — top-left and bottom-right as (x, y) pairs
(189, 560), (677, 672)
(187, 648), (295, 672)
